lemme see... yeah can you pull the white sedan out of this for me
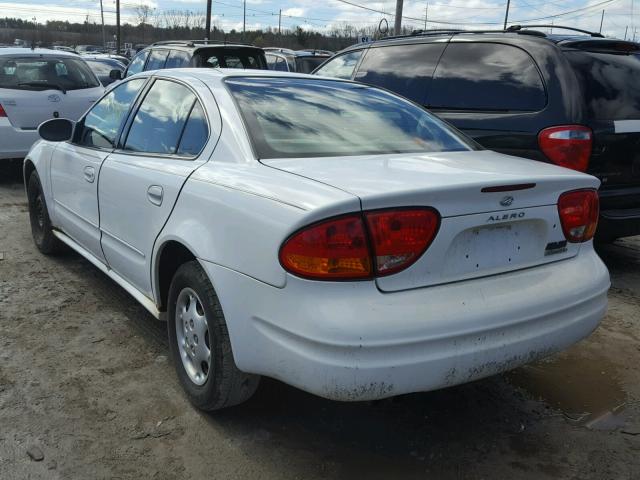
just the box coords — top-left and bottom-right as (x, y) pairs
(0, 48), (104, 162)
(24, 69), (610, 410)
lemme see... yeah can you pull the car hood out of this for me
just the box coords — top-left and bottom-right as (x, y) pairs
(261, 150), (600, 217)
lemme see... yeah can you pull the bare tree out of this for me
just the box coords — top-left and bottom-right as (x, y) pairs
(134, 4), (154, 43)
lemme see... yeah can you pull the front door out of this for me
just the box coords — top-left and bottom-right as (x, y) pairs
(49, 77), (147, 261)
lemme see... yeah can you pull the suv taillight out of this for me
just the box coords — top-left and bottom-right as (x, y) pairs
(0, 103), (6, 118)
(279, 208), (440, 280)
(538, 125), (593, 172)
(558, 189), (599, 243)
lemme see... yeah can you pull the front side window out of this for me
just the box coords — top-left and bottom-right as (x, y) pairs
(355, 43), (446, 105)
(124, 79), (205, 155)
(75, 78), (146, 148)
(126, 51), (148, 77)
(0, 56), (100, 91)
(296, 56), (327, 74)
(313, 50), (363, 79)
(429, 42), (547, 111)
(145, 49), (169, 71)
(226, 77), (474, 159)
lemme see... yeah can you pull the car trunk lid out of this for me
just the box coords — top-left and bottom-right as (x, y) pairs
(263, 150), (600, 291)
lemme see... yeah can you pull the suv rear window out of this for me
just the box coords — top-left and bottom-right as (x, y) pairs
(226, 77), (474, 159)
(429, 42), (546, 112)
(564, 50), (640, 120)
(0, 56), (100, 91)
(199, 49), (265, 69)
(354, 43), (446, 105)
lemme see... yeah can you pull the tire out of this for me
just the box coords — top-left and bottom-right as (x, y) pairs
(27, 171), (64, 255)
(167, 260), (260, 410)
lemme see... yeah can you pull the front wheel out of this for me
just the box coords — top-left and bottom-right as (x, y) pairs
(27, 171), (64, 255)
(167, 261), (260, 410)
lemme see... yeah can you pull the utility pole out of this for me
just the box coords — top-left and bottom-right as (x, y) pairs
(100, 0), (106, 48)
(278, 9), (282, 36)
(394, 0), (403, 35)
(116, 0), (120, 54)
(599, 10), (605, 33)
(243, 0), (246, 40)
(624, 25), (628, 40)
(424, 3), (428, 31)
(205, 0), (212, 39)
(503, 0), (511, 29)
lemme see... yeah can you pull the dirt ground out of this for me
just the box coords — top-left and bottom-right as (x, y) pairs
(1, 160), (639, 480)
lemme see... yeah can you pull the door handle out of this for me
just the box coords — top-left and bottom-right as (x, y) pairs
(147, 185), (163, 206)
(83, 166), (95, 183)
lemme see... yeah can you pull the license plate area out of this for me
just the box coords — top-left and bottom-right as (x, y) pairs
(442, 221), (546, 277)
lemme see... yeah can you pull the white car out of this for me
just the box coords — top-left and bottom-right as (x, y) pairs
(24, 69), (610, 410)
(0, 48), (103, 161)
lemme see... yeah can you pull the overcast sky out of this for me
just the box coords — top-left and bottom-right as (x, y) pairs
(2, 0), (638, 40)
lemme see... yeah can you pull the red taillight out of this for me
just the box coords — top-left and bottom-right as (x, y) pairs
(0, 103), (6, 118)
(538, 125), (593, 172)
(558, 189), (599, 243)
(279, 208), (440, 280)
(365, 208), (440, 276)
(279, 214), (372, 280)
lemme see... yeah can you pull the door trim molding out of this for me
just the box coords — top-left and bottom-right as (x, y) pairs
(100, 227), (146, 258)
(54, 199), (99, 229)
(52, 230), (163, 320)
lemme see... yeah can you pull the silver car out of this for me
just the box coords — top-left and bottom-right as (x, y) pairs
(0, 48), (103, 161)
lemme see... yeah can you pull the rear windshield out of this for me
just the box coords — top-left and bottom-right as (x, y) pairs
(198, 49), (265, 69)
(295, 57), (328, 74)
(0, 56), (100, 91)
(225, 77), (475, 159)
(565, 50), (640, 120)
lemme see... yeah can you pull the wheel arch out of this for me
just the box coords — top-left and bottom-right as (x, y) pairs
(154, 239), (198, 313)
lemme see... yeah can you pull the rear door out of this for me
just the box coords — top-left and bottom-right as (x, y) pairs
(0, 55), (103, 128)
(98, 78), (216, 296)
(563, 48), (640, 190)
(49, 78), (146, 261)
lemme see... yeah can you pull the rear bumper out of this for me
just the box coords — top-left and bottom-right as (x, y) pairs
(0, 119), (39, 160)
(201, 247), (610, 401)
(597, 186), (640, 239)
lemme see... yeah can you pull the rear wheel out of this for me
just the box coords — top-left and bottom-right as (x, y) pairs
(27, 171), (64, 255)
(167, 261), (259, 410)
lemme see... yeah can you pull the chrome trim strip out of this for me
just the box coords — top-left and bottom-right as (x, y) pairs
(614, 120), (640, 134)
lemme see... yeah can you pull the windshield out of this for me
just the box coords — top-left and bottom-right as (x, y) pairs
(0, 56), (100, 91)
(225, 77), (474, 159)
(296, 57), (328, 73)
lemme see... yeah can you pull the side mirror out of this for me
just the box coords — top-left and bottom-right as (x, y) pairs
(38, 118), (74, 142)
(109, 69), (123, 80)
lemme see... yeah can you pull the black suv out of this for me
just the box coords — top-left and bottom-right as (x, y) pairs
(264, 48), (333, 73)
(123, 40), (268, 77)
(314, 26), (640, 241)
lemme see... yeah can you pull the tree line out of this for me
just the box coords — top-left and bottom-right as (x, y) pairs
(0, 12), (394, 51)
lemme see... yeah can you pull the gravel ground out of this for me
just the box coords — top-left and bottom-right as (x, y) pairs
(1, 161), (639, 479)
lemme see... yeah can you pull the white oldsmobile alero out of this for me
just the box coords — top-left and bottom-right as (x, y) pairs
(24, 69), (610, 410)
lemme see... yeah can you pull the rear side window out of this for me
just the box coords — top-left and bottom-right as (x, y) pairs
(126, 51), (148, 77)
(145, 49), (169, 71)
(565, 51), (640, 120)
(124, 79), (204, 155)
(76, 78), (145, 148)
(355, 43), (446, 105)
(177, 102), (209, 156)
(296, 57), (328, 74)
(429, 43), (546, 112)
(313, 50), (363, 79)
(165, 50), (191, 69)
(0, 56), (100, 91)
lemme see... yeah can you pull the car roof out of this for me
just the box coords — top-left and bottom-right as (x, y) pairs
(144, 41), (262, 53)
(264, 48), (331, 58)
(0, 47), (81, 57)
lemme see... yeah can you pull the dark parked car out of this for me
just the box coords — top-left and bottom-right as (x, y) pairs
(314, 26), (640, 241)
(82, 55), (126, 86)
(264, 48), (332, 73)
(123, 40), (268, 78)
